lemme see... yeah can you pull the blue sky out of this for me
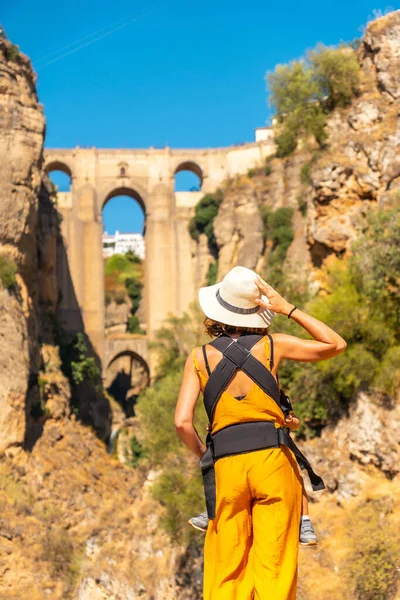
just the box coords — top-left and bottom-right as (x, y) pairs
(3, 0), (390, 232)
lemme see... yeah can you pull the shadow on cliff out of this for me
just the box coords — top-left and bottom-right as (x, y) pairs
(24, 181), (111, 451)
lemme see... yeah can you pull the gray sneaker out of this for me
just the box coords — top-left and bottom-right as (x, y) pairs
(188, 511), (209, 532)
(300, 518), (318, 546)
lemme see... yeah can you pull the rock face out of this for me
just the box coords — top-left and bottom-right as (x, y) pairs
(213, 177), (264, 279)
(0, 38), (45, 451)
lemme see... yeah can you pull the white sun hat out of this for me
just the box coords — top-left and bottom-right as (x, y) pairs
(198, 266), (274, 328)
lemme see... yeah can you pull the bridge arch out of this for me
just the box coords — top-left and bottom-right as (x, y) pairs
(101, 185), (147, 236)
(100, 183), (148, 214)
(174, 160), (204, 189)
(46, 160), (73, 193)
(106, 349), (150, 377)
(105, 347), (150, 417)
(45, 160), (73, 179)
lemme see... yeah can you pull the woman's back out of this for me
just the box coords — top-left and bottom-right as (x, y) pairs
(192, 334), (285, 434)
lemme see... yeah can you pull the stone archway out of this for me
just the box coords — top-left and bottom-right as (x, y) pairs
(45, 160), (73, 178)
(105, 345), (150, 417)
(174, 160), (204, 188)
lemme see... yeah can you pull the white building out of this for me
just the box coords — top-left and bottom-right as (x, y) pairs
(103, 231), (145, 260)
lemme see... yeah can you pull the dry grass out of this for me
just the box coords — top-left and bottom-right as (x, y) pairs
(367, 11), (400, 35)
(298, 475), (400, 600)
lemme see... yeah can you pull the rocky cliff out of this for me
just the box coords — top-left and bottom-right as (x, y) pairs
(0, 35), (46, 452)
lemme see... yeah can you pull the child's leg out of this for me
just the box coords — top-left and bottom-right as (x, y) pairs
(301, 478), (309, 516)
(299, 476), (318, 545)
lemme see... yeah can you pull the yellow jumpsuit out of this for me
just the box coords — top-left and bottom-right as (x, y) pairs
(193, 338), (303, 600)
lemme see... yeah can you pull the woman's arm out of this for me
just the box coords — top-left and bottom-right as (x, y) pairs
(255, 276), (347, 366)
(174, 353), (207, 458)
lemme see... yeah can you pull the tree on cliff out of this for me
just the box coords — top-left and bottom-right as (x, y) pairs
(267, 44), (361, 157)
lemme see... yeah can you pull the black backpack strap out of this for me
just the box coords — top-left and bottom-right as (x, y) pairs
(202, 345), (211, 377)
(237, 354), (280, 407)
(203, 335), (282, 423)
(267, 333), (274, 370)
(202, 337), (238, 423)
(235, 333), (263, 351)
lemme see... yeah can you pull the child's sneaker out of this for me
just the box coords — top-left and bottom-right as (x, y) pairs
(188, 511), (209, 532)
(300, 516), (318, 546)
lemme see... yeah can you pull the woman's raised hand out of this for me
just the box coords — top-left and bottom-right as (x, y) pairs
(254, 275), (293, 316)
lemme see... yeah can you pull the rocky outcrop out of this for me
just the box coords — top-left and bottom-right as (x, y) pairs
(363, 11), (400, 100)
(0, 403), (187, 599)
(0, 38), (45, 451)
(213, 177), (264, 279)
(300, 391), (400, 501)
(105, 298), (132, 333)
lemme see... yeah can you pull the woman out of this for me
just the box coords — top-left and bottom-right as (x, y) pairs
(175, 266), (346, 600)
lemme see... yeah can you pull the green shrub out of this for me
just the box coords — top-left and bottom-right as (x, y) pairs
(265, 164), (272, 176)
(350, 207), (400, 327)
(247, 168), (256, 178)
(346, 498), (399, 600)
(300, 161), (312, 185)
(151, 466), (205, 543)
(309, 44), (361, 110)
(125, 249), (142, 264)
(188, 217), (200, 242)
(297, 194), (307, 216)
(261, 206), (294, 287)
(5, 44), (19, 62)
(268, 60), (327, 157)
(148, 303), (207, 380)
(104, 254), (129, 275)
(373, 346), (400, 396)
(41, 527), (75, 577)
(136, 370), (184, 463)
(0, 255), (17, 289)
(206, 261), (218, 286)
(188, 192), (222, 257)
(126, 434), (147, 467)
(125, 277), (143, 313)
(30, 376), (50, 419)
(283, 209), (400, 431)
(127, 314), (141, 334)
(267, 44), (360, 156)
(70, 333), (100, 386)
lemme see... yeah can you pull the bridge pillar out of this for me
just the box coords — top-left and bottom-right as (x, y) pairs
(83, 219), (105, 363)
(174, 206), (196, 315)
(145, 183), (176, 344)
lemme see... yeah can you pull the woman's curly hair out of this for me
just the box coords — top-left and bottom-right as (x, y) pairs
(204, 317), (269, 338)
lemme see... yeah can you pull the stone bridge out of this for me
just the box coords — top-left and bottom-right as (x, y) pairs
(45, 131), (275, 374)
(104, 334), (150, 374)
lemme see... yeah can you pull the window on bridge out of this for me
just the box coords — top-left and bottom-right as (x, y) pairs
(174, 161), (203, 192)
